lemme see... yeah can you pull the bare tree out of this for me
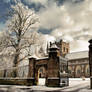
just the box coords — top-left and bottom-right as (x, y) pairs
(0, 2), (40, 71)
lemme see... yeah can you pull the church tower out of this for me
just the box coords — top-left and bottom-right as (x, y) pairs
(46, 39), (69, 57)
(56, 39), (70, 57)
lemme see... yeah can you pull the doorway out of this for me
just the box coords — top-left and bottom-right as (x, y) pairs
(38, 67), (46, 86)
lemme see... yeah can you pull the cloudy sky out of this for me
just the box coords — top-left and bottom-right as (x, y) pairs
(0, 0), (92, 52)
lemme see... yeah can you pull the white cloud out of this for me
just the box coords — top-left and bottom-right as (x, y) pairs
(44, 34), (56, 43)
(70, 40), (89, 52)
(2, 0), (92, 52)
(38, 4), (62, 29)
(35, 0), (92, 52)
(51, 28), (63, 38)
(9, 0), (92, 52)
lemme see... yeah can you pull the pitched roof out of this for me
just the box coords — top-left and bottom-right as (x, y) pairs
(65, 51), (88, 60)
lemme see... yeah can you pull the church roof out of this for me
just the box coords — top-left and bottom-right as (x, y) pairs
(65, 51), (88, 60)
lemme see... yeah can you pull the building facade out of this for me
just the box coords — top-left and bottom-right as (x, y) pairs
(52, 40), (89, 78)
(66, 51), (89, 78)
(56, 40), (70, 57)
(29, 44), (69, 87)
(55, 40), (89, 78)
(29, 39), (90, 87)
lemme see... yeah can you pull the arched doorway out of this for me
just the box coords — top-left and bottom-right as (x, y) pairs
(85, 65), (90, 77)
(75, 66), (81, 77)
(38, 66), (46, 86)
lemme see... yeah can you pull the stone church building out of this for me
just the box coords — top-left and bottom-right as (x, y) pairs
(54, 40), (89, 78)
(0, 40), (89, 86)
(56, 40), (89, 78)
(28, 39), (89, 86)
(29, 43), (69, 86)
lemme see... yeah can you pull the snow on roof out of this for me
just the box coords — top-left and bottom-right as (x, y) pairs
(50, 44), (59, 49)
(29, 54), (48, 60)
(36, 57), (49, 60)
(65, 51), (88, 60)
(28, 54), (40, 59)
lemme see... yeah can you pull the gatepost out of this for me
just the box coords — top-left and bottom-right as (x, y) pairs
(89, 39), (92, 89)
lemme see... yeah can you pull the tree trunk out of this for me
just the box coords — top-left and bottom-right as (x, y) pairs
(13, 30), (21, 77)
(13, 53), (19, 77)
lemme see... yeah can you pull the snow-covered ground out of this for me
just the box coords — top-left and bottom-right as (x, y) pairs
(63, 78), (90, 92)
(29, 78), (91, 92)
(0, 78), (91, 92)
(38, 78), (46, 85)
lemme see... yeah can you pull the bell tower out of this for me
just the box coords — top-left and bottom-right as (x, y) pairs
(56, 40), (70, 57)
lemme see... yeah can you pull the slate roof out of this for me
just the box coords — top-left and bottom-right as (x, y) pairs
(65, 51), (88, 60)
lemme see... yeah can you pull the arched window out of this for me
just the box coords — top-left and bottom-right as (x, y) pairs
(38, 67), (46, 78)
(87, 68), (89, 74)
(77, 69), (81, 74)
(39, 68), (43, 73)
(85, 65), (89, 75)
(68, 70), (71, 74)
(76, 66), (81, 76)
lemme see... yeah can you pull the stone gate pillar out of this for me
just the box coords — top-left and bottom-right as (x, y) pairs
(47, 44), (60, 87)
(89, 39), (92, 89)
(28, 58), (36, 85)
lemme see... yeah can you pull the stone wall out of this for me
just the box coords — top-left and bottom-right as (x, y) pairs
(28, 56), (60, 86)
(0, 78), (34, 86)
(68, 58), (89, 78)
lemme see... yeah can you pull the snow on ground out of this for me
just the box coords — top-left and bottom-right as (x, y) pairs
(38, 78), (46, 85)
(31, 78), (91, 91)
(69, 78), (90, 87)
(0, 78), (91, 92)
(61, 78), (90, 92)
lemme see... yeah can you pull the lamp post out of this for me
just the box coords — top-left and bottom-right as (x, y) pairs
(89, 39), (92, 89)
